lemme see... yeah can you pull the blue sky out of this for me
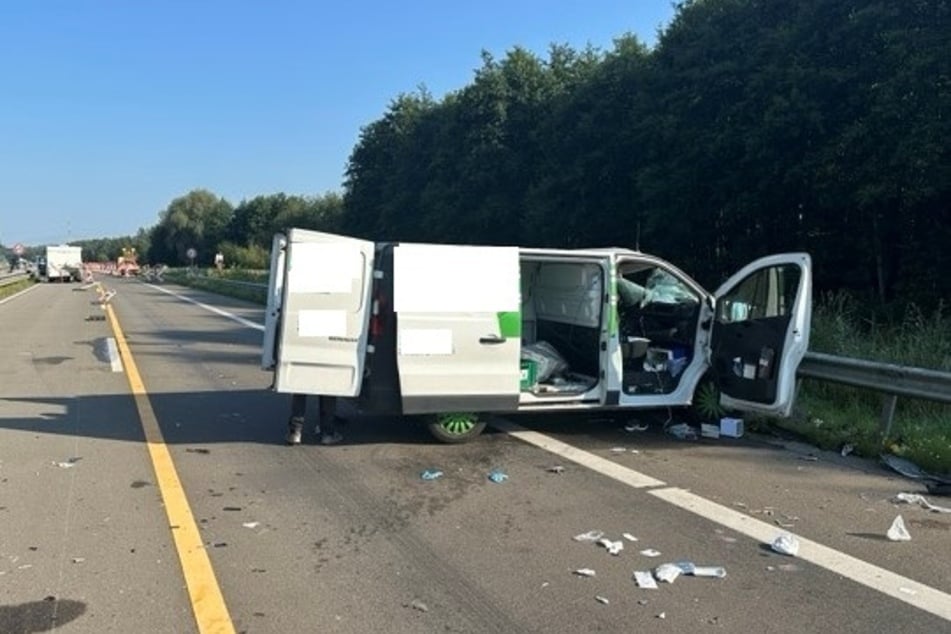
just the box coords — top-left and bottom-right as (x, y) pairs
(0, 1), (677, 246)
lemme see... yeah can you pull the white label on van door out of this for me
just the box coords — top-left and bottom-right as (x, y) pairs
(289, 243), (363, 294)
(398, 329), (454, 355)
(393, 244), (519, 313)
(298, 309), (348, 337)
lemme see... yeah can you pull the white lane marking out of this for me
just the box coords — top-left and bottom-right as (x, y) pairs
(491, 419), (666, 488)
(493, 418), (951, 623)
(650, 486), (951, 622)
(106, 337), (124, 373)
(0, 283), (39, 304)
(146, 283), (264, 331)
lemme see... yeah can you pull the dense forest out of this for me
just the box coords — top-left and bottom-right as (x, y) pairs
(11, 0), (949, 311)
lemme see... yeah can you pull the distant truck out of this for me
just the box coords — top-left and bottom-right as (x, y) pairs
(38, 245), (84, 282)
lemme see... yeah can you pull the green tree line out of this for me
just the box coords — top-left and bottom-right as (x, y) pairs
(341, 0), (951, 309)
(14, 0), (947, 312)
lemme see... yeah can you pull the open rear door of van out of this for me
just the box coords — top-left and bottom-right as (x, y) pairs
(709, 253), (812, 417)
(394, 243), (521, 414)
(272, 229), (375, 397)
(261, 232), (287, 370)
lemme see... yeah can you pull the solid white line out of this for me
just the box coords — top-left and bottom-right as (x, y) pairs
(493, 418), (951, 623)
(490, 419), (666, 488)
(145, 283), (264, 331)
(650, 486), (951, 622)
(106, 337), (124, 373)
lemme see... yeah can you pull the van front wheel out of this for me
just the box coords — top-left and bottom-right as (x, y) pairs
(427, 412), (486, 444)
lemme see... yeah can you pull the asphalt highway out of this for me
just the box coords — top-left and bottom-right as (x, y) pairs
(1, 278), (948, 633)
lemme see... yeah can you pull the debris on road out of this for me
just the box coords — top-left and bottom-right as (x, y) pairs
(639, 548), (662, 558)
(886, 515), (911, 542)
(676, 561), (727, 578)
(242, 522), (261, 529)
(597, 538), (623, 556)
(881, 454), (951, 495)
(186, 448), (211, 455)
(406, 599), (429, 613)
(420, 469), (444, 481)
(893, 492), (951, 514)
(573, 530), (605, 543)
(595, 595), (610, 605)
(770, 533), (800, 556)
(573, 568), (596, 578)
(665, 423), (698, 440)
(633, 571), (658, 589)
(622, 533), (638, 542)
(54, 457), (82, 469)
(654, 563), (681, 584)
(546, 465), (566, 474)
(487, 469), (508, 483)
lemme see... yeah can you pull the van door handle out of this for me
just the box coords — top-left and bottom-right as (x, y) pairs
(479, 335), (506, 345)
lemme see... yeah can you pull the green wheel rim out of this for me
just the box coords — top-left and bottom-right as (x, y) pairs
(436, 412), (478, 436)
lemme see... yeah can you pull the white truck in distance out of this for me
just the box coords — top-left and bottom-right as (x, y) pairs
(39, 245), (84, 282)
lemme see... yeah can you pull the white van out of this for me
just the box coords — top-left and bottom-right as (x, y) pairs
(262, 229), (812, 443)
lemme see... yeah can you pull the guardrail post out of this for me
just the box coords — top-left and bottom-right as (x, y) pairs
(879, 394), (898, 438)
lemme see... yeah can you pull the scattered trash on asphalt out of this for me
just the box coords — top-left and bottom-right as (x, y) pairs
(487, 469), (508, 483)
(665, 423), (698, 440)
(775, 519), (796, 528)
(407, 599), (429, 613)
(676, 561), (727, 578)
(223, 506), (242, 512)
(639, 548), (662, 558)
(654, 563), (682, 583)
(547, 465), (566, 474)
(893, 492), (951, 514)
(242, 522), (261, 529)
(420, 469), (444, 481)
(840, 444), (854, 457)
(610, 447), (627, 453)
(186, 448), (211, 455)
(597, 538), (623, 556)
(541, 581), (550, 588)
(887, 515), (911, 542)
(595, 596), (610, 605)
(881, 454), (951, 495)
(633, 571), (658, 589)
(573, 568), (596, 578)
(72, 558), (85, 564)
(770, 533), (800, 556)
(656, 612), (666, 619)
(573, 530), (605, 543)
(622, 533), (638, 542)
(54, 457), (82, 469)
(625, 421), (649, 432)
(798, 455), (819, 462)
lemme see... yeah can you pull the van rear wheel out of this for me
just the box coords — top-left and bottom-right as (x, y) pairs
(427, 412), (486, 444)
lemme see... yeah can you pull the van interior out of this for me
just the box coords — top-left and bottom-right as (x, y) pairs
(518, 257), (703, 398)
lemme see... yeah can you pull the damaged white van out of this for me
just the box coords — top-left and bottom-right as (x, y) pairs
(262, 229), (812, 443)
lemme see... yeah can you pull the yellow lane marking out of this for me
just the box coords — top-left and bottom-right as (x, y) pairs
(106, 303), (236, 634)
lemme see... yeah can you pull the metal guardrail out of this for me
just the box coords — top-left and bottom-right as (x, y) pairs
(798, 351), (951, 436)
